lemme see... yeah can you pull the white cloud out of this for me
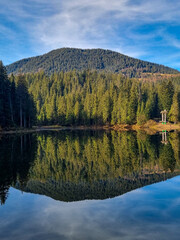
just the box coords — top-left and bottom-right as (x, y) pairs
(28, 0), (180, 58)
(1, 0), (180, 66)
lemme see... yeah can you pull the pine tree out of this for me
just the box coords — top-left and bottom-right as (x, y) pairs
(137, 101), (147, 125)
(158, 80), (174, 112)
(0, 62), (36, 129)
(127, 82), (138, 124)
(0, 61), (11, 127)
(10, 76), (16, 125)
(169, 92), (180, 123)
(16, 74), (29, 127)
(74, 101), (80, 125)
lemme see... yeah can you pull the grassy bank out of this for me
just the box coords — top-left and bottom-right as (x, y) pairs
(0, 121), (180, 135)
(111, 120), (180, 133)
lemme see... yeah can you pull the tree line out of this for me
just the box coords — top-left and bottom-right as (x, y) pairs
(1, 59), (180, 128)
(22, 70), (180, 126)
(0, 61), (36, 129)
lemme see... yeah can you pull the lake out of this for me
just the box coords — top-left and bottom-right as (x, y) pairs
(0, 130), (180, 240)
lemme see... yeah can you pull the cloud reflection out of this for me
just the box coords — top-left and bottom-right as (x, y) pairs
(1, 176), (180, 239)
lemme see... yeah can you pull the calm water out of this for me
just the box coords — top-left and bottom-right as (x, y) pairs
(0, 130), (180, 240)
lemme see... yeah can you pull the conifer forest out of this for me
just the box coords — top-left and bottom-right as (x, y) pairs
(1, 60), (180, 128)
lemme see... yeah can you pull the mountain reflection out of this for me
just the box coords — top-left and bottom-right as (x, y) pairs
(0, 130), (180, 204)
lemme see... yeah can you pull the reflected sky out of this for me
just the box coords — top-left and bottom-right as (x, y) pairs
(1, 176), (180, 240)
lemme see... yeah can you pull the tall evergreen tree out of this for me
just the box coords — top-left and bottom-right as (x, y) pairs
(169, 92), (180, 123)
(158, 80), (174, 112)
(0, 61), (11, 127)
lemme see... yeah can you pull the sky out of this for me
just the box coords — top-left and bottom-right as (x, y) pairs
(0, 0), (180, 70)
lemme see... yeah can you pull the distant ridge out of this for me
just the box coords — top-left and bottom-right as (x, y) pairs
(6, 48), (179, 77)
(17, 172), (179, 202)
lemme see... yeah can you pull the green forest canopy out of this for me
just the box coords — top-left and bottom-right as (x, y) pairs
(0, 61), (36, 129)
(21, 70), (180, 126)
(1, 59), (180, 128)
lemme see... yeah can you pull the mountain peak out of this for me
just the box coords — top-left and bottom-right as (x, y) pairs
(6, 48), (179, 77)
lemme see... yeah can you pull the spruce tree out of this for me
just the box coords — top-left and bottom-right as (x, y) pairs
(169, 92), (180, 123)
(158, 80), (174, 112)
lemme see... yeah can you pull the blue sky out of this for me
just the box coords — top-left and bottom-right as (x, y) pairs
(0, 0), (180, 70)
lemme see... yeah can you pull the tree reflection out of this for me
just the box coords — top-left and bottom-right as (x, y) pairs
(0, 130), (180, 204)
(0, 134), (37, 205)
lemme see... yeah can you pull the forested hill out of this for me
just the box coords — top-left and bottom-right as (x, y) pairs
(17, 173), (179, 202)
(6, 48), (179, 77)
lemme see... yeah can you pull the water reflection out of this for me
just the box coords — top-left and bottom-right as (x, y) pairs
(0, 130), (180, 204)
(1, 176), (180, 240)
(161, 130), (168, 144)
(0, 134), (37, 205)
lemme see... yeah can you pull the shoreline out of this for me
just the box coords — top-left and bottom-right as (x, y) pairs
(0, 121), (180, 135)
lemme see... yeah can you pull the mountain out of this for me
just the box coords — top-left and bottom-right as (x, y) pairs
(15, 173), (180, 202)
(6, 48), (179, 77)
